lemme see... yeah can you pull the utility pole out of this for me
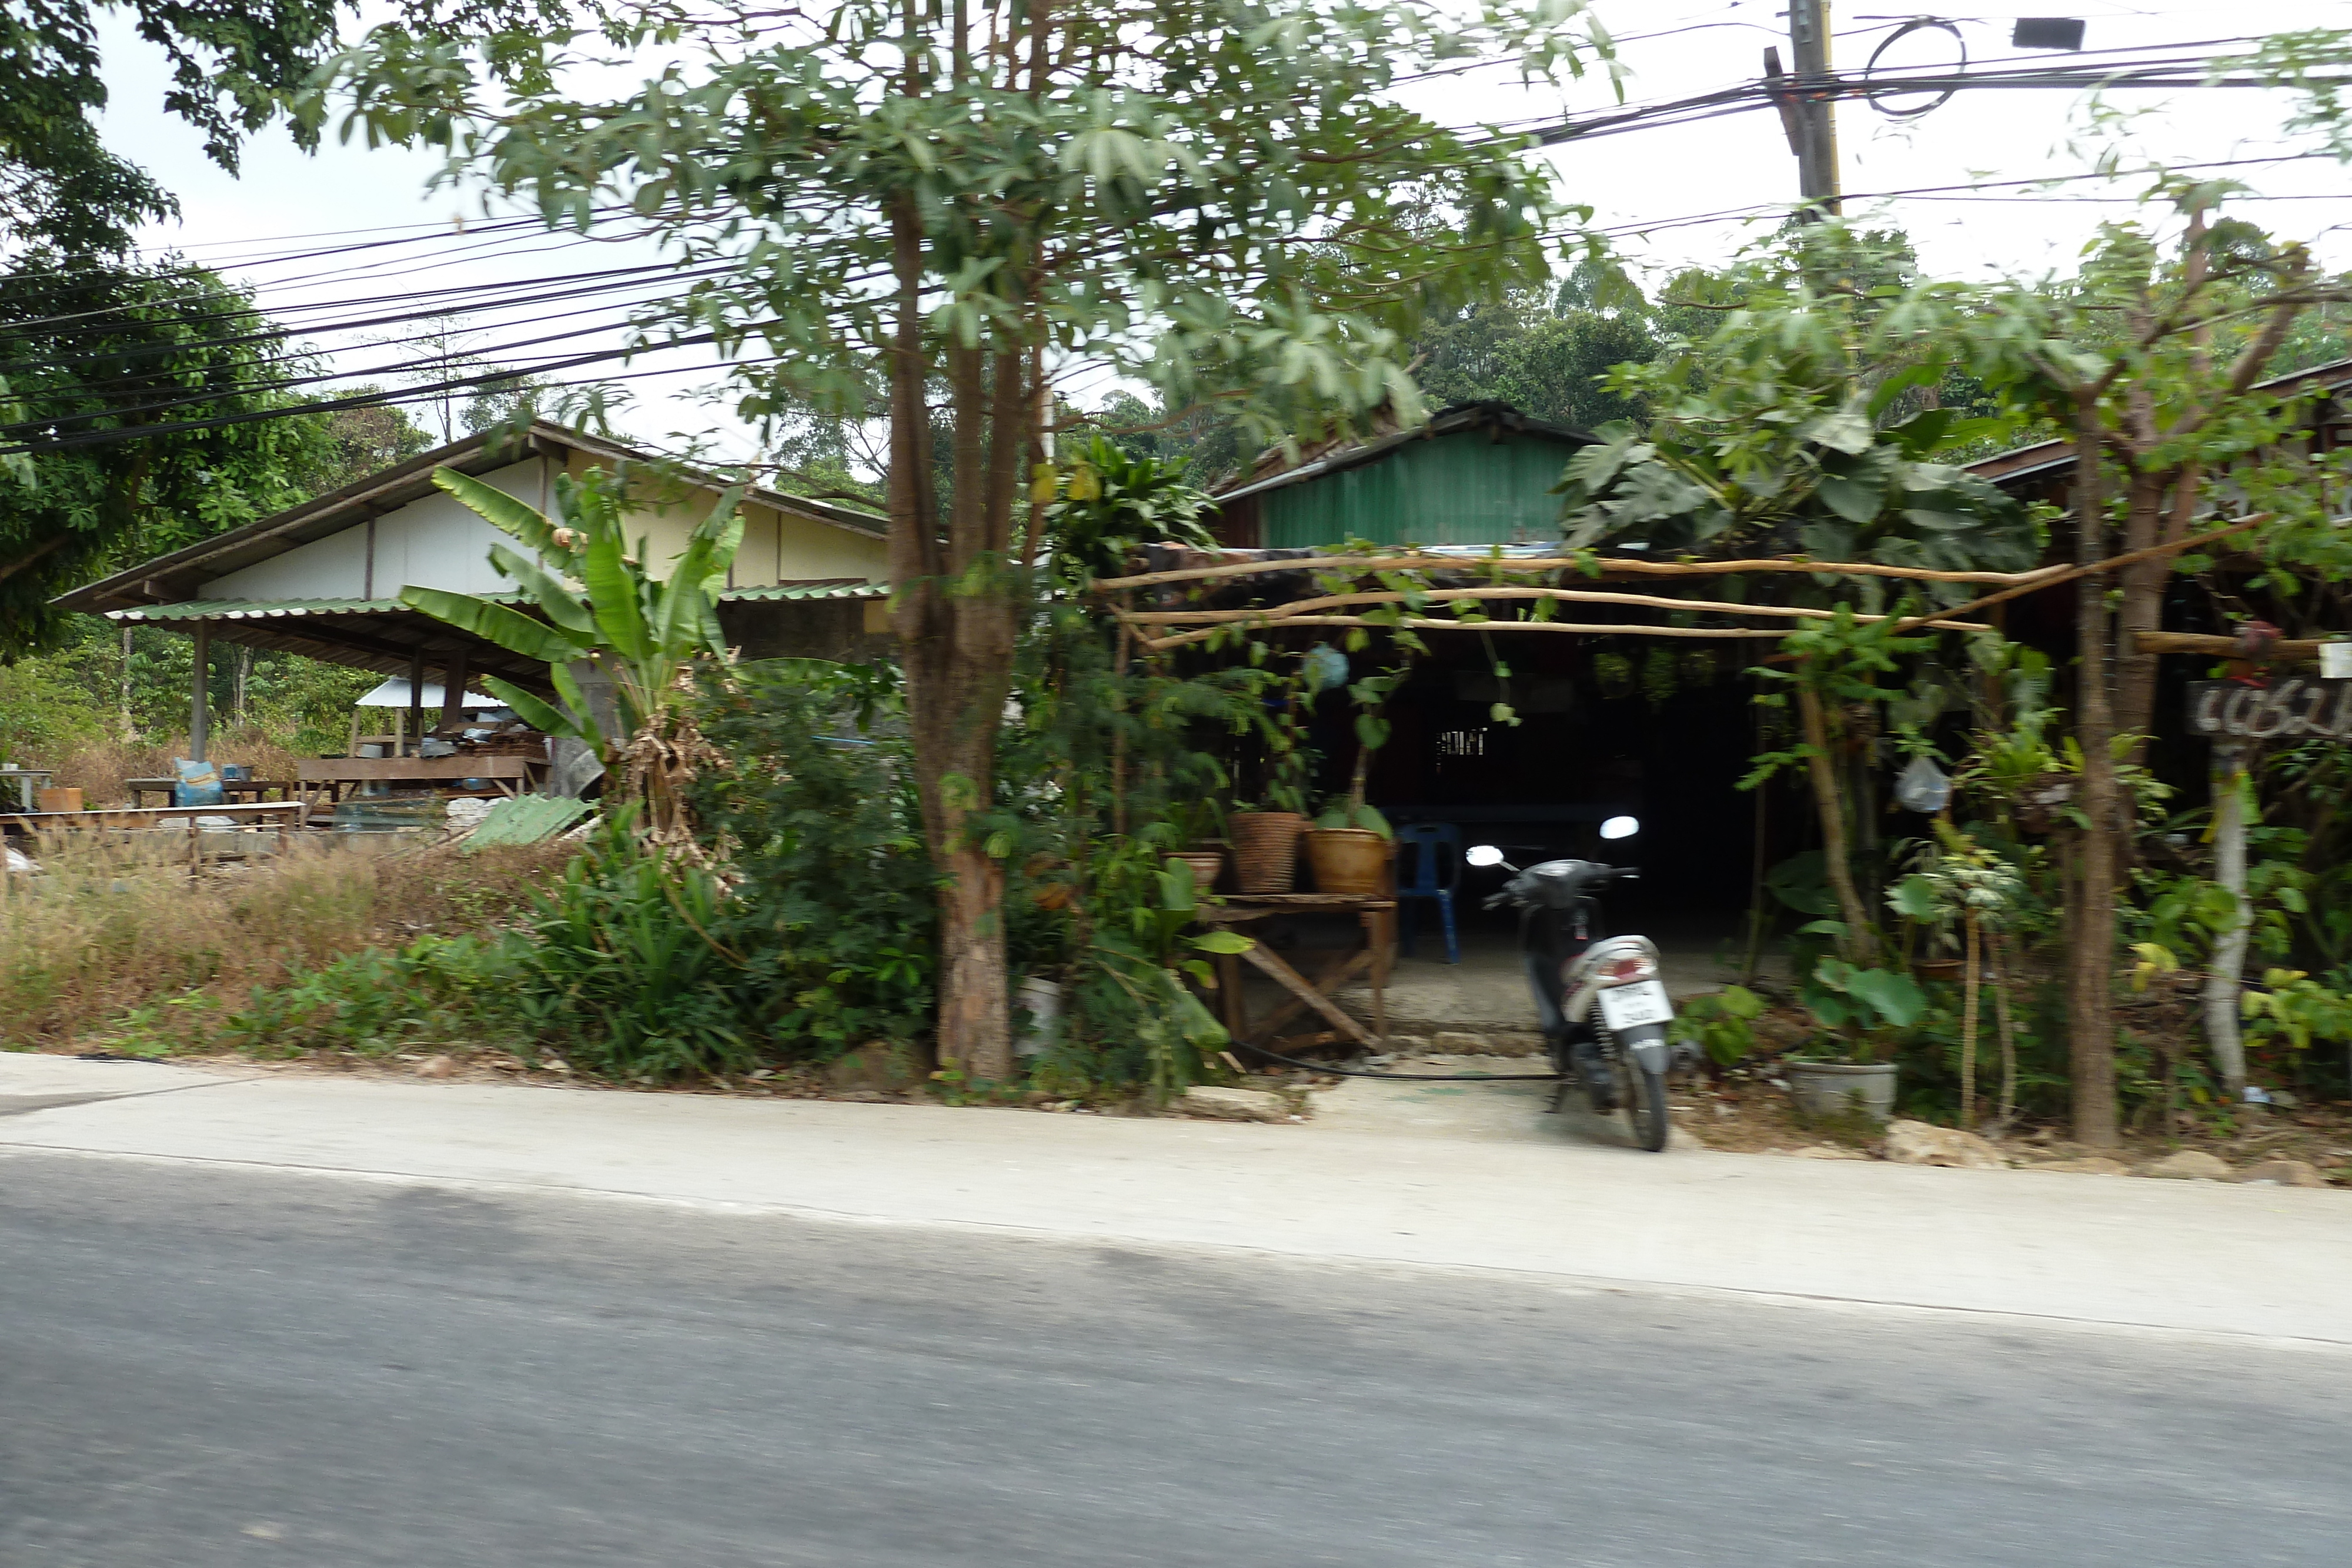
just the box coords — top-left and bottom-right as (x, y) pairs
(1765, 0), (1841, 220)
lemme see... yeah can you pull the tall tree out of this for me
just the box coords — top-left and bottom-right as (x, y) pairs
(0, 0), (346, 254)
(320, 0), (1616, 1078)
(0, 259), (339, 652)
(1949, 196), (2348, 1136)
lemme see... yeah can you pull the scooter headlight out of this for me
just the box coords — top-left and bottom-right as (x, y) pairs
(1598, 952), (1658, 987)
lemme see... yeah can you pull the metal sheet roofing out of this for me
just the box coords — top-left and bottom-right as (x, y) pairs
(106, 581), (888, 623)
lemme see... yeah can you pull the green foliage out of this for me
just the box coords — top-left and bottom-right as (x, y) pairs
(0, 259), (342, 652)
(1039, 841), (1246, 1105)
(1741, 606), (1931, 790)
(312, 0), (1618, 482)
(2241, 968), (2352, 1055)
(1043, 435), (1217, 587)
(208, 934), (530, 1059)
(0, 0), (344, 254)
(1412, 286), (1657, 431)
(510, 821), (763, 1080)
(1551, 225), (2037, 603)
(403, 464), (742, 752)
(1800, 959), (1927, 1060)
(693, 658), (938, 1058)
(1676, 984), (1763, 1068)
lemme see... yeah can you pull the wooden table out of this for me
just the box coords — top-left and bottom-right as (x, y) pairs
(125, 777), (296, 807)
(1196, 893), (1394, 1052)
(295, 755), (545, 815)
(1, 801), (307, 869)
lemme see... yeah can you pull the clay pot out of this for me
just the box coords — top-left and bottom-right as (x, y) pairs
(1304, 827), (1389, 895)
(1167, 850), (1226, 894)
(1227, 811), (1304, 893)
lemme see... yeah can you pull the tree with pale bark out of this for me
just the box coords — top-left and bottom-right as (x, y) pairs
(1926, 193), (2351, 1145)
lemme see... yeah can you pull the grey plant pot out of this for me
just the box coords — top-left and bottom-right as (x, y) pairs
(1786, 1061), (1899, 1121)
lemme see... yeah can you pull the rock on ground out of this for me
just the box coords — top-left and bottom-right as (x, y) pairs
(1793, 1145), (1869, 1161)
(827, 1043), (917, 1095)
(2233, 1158), (2330, 1189)
(2141, 1149), (2233, 1181)
(1429, 1031), (1489, 1054)
(1181, 1086), (1289, 1123)
(1882, 1120), (2007, 1170)
(412, 1055), (457, 1079)
(2023, 1156), (2132, 1176)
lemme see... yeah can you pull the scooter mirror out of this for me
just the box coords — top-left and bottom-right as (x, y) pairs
(1464, 844), (1505, 868)
(1599, 815), (1640, 841)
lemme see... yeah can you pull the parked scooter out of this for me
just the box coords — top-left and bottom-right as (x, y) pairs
(1467, 830), (1676, 1151)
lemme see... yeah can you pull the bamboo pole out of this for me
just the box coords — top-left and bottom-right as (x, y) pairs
(1090, 552), (2054, 595)
(1883, 515), (2271, 637)
(2131, 630), (2331, 660)
(1139, 616), (1805, 653)
(1119, 584), (1994, 633)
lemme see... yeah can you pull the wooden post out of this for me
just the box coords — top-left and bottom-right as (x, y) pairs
(440, 650), (472, 734)
(189, 621), (212, 763)
(405, 649), (427, 758)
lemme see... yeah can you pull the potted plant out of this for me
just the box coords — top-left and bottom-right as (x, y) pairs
(1162, 798), (1228, 895)
(1228, 671), (1315, 893)
(1782, 954), (1926, 1121)
(1304, 667), (1401, 894)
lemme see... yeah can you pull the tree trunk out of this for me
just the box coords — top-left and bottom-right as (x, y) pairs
(2112, 470), (2172, 755)
(1798, 687), (1875, 967)
(2202, 748), (2252, 1097)
(883, 175), (1027, 1085)
(2067, 397), (2122, 1146)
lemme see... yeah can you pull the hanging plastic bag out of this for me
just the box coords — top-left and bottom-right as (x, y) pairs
(1302, 643), (1350, 693)
(1894, 754), (1952, 814)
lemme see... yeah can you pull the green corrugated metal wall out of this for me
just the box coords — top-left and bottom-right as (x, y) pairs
(1261, 429), (1579, 549)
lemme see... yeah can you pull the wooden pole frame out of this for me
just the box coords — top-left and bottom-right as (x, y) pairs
(1090, 552), (2052, 596)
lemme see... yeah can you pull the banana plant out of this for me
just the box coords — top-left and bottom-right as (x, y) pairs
(400, 466), (743, 848)
(399, 466), (743, 754)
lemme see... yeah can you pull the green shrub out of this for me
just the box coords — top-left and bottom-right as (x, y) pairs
(694, 659), (938, 1059)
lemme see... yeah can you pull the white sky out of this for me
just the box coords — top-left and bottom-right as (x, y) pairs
(95, 1), (2352, 462)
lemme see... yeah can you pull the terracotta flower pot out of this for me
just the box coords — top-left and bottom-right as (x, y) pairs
(1304, 827), (1389, 895)
(1167, 850), (1226, 894)
(1227, 811), (1304, 893)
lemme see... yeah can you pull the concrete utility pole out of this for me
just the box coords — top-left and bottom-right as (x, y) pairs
(1766, 0), (1842, 220)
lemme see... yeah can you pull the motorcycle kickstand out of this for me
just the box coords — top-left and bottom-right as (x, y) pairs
(1545, 1078), (1573, 1115)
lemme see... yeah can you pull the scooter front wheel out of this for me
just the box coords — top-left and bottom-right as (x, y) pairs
(1616, 1057), (1671, 1152)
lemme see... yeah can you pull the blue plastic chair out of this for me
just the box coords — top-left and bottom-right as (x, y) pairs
(1394, 822), (1461, 965)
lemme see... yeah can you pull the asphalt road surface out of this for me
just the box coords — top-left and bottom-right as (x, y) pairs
(4, 1151), (2345, 1567)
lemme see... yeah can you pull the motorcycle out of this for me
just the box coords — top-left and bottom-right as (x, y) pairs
(1465, 840), (1676, 1151)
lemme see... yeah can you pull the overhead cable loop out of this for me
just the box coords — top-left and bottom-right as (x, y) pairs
(1863, 17), (1967, 120)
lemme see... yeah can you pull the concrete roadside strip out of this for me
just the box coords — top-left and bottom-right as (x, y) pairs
(3, 1051), (2347, 1348)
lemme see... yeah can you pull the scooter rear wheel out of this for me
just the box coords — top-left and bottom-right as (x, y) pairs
(1616, 1057), (1671, 1152)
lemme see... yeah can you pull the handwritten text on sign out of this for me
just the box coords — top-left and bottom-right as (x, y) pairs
(2187, 679), (2352, 740)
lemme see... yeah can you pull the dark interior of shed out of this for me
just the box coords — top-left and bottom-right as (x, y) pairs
(1287, 631), (1798, 950)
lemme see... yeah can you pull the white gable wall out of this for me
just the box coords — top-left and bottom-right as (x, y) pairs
(197, 447), (886, 603)
(203, 459), (550, 601)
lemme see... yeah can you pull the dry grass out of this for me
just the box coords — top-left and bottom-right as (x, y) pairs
(0, 832), (569, 1050)
(45, 730), (308, 808)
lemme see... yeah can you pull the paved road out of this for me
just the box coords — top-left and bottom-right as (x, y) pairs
(4, 1151), (2346, 1567)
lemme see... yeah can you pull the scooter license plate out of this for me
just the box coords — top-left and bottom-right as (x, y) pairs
(1598, 979), (1673, 1031)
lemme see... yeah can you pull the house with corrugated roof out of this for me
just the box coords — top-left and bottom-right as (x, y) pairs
(54, 422), (893, 763)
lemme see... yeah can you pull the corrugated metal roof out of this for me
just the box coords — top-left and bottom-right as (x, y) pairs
(107, 582), (888, 623)
(719, 581), (888, 602)
(463, 793), (593, 850)
(108, 597), (411, 622)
